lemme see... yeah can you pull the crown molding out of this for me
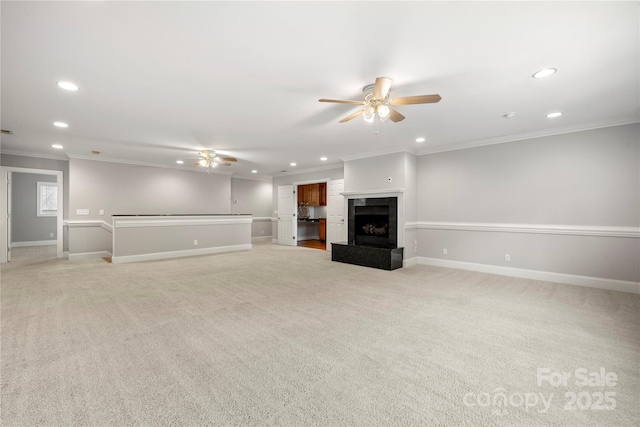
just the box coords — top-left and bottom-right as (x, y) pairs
(341, 148), (416, 162)
(418, 116), (640, 156)
(272, 163), (343, 177)
(0, 149), (69, 161)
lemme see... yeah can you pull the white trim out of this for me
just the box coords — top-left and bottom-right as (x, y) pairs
(251, 216), (273, 222)
(414, 221), (639, 238)
(113, 216), (252, 228)
(251, 236), (272, 243)
(271, 217), (278, 222)
(111, 244), (251, 264)
(340, 188), (406, 197)
(231, 175), (273, 182)
(11, 240), (57, 247)
(293, 177), (331, 186)
(341, 148), (416, 162)
(68, 251), (112, 261)
(272, 164), (343, 177)
(65, 220), (113, 233)
(403, 256), (418, 268)
(417, 257), (640, 294)
(418, 117), (639, 155)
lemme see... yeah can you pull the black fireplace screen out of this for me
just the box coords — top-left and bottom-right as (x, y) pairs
(348, 197), (397, 248)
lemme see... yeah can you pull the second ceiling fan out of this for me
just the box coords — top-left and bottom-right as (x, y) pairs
(319, 77), (441, 123)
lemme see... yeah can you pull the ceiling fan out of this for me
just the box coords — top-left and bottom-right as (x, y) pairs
(195, 150), (237, 172)
(319, 77), (441, 123)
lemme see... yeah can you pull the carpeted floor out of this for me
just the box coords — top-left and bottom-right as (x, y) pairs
(1, 242), (638, 426)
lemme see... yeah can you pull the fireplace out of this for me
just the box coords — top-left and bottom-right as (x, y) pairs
(332, 196), (403, 270)
(349, 197), (398, 248)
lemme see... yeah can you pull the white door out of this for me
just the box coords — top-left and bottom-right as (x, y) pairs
(1, 171), (11, 262)
(277, 185), (296, 246)
(326, 179), (345, 250)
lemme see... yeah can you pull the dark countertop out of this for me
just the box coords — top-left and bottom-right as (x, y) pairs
(113, 214), (252, 217)
(297, 218), (325, 223)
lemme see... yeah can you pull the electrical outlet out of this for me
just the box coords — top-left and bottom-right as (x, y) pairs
(49, 233), (54, 238)
(443, 248), (448, 255)
(99, 209), (104, 216)
(194, 240), (198, 246)
(76, 209), (89, 215)
(505, 254), (511, 262)
(261, 230), (264, 235)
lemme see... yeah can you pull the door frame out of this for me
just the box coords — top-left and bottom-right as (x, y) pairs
(292, 178), (331, 246)
(0, 166), (64, 262)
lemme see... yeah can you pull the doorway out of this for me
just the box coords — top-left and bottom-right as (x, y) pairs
(1, 167), (64, 263)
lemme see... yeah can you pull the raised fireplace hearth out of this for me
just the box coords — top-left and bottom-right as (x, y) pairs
(331, 196), (403, 270)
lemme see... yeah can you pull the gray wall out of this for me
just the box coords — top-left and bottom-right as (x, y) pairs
(344, 152), (406, 192)
(231, 177), (273, 237)
(416, 123), (640, 282)
(11, 172), (57, 243)
(69, 158), (232, 220)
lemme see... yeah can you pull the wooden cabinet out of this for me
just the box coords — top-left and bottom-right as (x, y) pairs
(318, 183), (326, 206)
(297, 183), (327, 206)
(319, 218), (326, 241)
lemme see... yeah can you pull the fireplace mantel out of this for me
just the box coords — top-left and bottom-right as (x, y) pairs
(340, 188), (405, 198)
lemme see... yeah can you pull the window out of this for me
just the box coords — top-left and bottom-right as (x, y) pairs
(37, 181), (58, 217)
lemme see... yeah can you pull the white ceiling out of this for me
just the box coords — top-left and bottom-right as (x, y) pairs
(1, 1), (638, 178)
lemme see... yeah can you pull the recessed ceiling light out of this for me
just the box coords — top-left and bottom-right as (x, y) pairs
(176, 160), (184, 164)
(415, 137), (426, 143)
(251, 170), (258, 173)
(57, 81), (79, 91)
(533, 68), (557, 79)
(546, 111), (563, 118)
(290, 162), (296, 166)
(320, 157), (327, 161)
(51, 144), (63, 149)
(503, 112), (517, 119)
(53, 121), (68, 128)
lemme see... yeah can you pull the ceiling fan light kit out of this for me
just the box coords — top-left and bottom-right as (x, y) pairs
(196, 150), (237, 173)
(319, 76), (441, 125)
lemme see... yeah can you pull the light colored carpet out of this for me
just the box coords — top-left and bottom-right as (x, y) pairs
(1, 242), (638, 426)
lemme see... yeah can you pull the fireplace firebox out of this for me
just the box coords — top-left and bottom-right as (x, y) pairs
(332, 196), (403, 270)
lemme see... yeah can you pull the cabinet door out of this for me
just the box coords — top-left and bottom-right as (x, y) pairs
(318, 183), (327, 206)
(319, 218), (326, 241)
(297, 185), (305, 205)
(310, 184), (319, 205)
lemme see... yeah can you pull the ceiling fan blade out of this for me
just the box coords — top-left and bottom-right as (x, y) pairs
(339, 110), (363, 123)
(219, 156), (237, 162)
(319, 99), (365, 105)
(389, 94), (441, 106)
(373, 77), (393, 100)
(389, 108), (405, 123)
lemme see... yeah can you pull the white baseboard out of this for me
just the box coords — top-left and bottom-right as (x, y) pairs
(403, 256), (418, 267)
(417, 257), (640, 294)
(12, 240), (57, 247)
(111, 244), (252, 265)
(251, 236), (272, 242)
(68, 251), (112, 261)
